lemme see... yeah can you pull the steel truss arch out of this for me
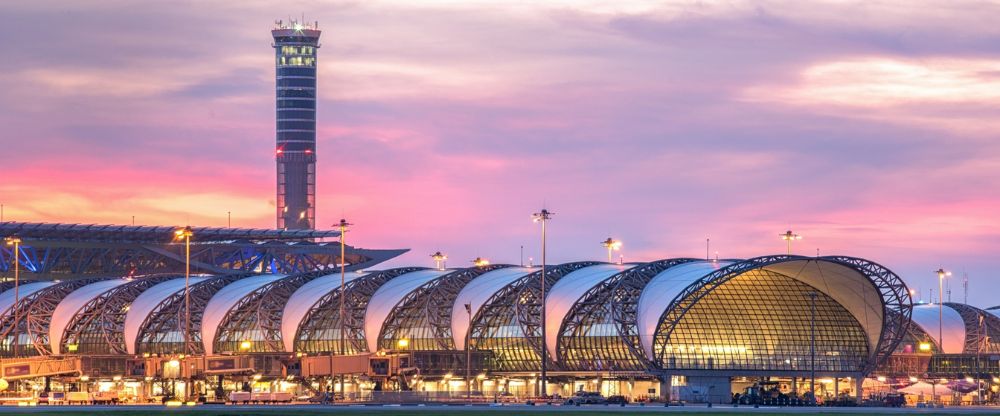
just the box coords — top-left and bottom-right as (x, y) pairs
(470, 262), (600, 372)
(134, 273), (256, 355)
(294, 267), (424, 354)
(60, 274), (179, 355)
(557, 259), (700, 371)
(653, 255), (911, 374)
(214, 267), (357, 354)
(6, 278), (104, 357)
(944, 303), (1000, 353)
(379, 265), (511, 351)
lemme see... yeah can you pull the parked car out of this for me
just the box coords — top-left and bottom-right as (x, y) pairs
(564, 391), (607, 405)
(607, 395), (628, 405)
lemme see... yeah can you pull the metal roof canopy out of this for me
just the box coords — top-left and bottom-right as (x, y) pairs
(0, 222), (340, 243)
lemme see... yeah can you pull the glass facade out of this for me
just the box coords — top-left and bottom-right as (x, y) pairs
(655, 269), (870, 373)
(273, 27), (320, 230)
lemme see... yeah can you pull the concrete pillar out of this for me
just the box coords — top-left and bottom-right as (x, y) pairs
(855, 376), (863, 402)
(791, 376), (797, 394)
(834, 377), (839, 399)
(659, 375), (672, 402)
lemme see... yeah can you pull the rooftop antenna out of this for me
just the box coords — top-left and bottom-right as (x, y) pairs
(705, 238), (710, 261)
(947, 280), (951, 303)
(963, 271), (969, 305)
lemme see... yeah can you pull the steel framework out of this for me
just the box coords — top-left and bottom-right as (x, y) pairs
(294, 268), (424, 354)
(653, 255), (912, 374)
(60, 274), (179, 355)
(557, 259), (699, 372)
(379, 264), (511, 352)
(470, 262), (599, 372)
(0, 279), (102, 357)
(0, 222), (406, 280)
(944, 303), (1000, 354)
(134, 273), (255, 355)
(213, 264), (372, 354)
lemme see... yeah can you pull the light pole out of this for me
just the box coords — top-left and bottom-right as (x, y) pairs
(599, 238), (621, 263)
(4, 236), (21, 357)
(780, 230), (801, 255)
(806, 292), (817, 405)
(472, 257), (490, 268)
(531, 208), (552, 399)
(465, 302), (472, 403)
(935, 268), (951, 352)
(431, 251), (447, 270)
(173, 226), (193, 400)
(337, 219), (351, 399)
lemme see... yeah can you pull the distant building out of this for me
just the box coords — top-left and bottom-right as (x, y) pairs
(272, 19), (321, 230)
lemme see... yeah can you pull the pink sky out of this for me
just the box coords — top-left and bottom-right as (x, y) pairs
(1, 1), (998, 305)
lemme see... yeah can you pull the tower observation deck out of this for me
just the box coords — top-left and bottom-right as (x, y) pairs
(272, 19), (321, 230)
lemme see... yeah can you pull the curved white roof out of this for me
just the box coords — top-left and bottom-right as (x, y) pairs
(124, 277), (210, 354)
(365, 269), (449, 352)
(0, 282), (55, 315)
(202, 274), (284, 355)
(763, 260), (888, 352)
(451, 267), (536, 349)
(281, 271), (368, 352)
(638, 261), (731, 359)
(545, 264), (630, 359)
(911, 303), (966, 354)
(50, 279), (130, 355)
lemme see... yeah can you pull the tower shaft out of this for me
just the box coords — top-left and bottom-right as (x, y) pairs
(272, 20), (321, 230)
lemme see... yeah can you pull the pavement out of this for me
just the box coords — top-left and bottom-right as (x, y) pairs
(1, 404), (1000, 414)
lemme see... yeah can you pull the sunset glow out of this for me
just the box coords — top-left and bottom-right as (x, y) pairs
(2, 1), (998, 305)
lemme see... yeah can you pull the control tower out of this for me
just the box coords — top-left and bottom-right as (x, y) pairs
(272, 19), (321, 230)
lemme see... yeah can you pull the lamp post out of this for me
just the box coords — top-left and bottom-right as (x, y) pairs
(465, 303), (472, 403)
(337, 219), (351, 399)
(599, 238), (621, 263)
(531, 209), (552, 399)
(4, 236), (21, 357)
(431, 251), (447, 270)
(935, 268), (951, 352)
(172, 226), (193, 400)
(472, 257), (490, 268)
(780, 230), (801, 255)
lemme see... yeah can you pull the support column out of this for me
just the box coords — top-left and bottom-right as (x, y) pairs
(792, 376), (797, 394)
(659, 375), (672, 403)
(834, 377), (839, 400)
(855, 376), (863, 402)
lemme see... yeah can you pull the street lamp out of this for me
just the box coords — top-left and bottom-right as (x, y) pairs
(531, 208), (552, 398)
(336, 218), (352, 398)
(172, 226), (193, 400)
(4, 236), (21, 357)
(779, 230), (801, 255)
(472, 257), (490, 268)
(936, 268), (952, 352)
(431, 251), (447, 270)
(464, 302), (472, 403)
(599, 238), (622, 263)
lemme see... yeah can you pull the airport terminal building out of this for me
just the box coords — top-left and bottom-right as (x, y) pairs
(0, 221), (944, 403)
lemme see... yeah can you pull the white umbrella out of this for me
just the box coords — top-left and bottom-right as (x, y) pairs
(898, 381), (955, 396)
